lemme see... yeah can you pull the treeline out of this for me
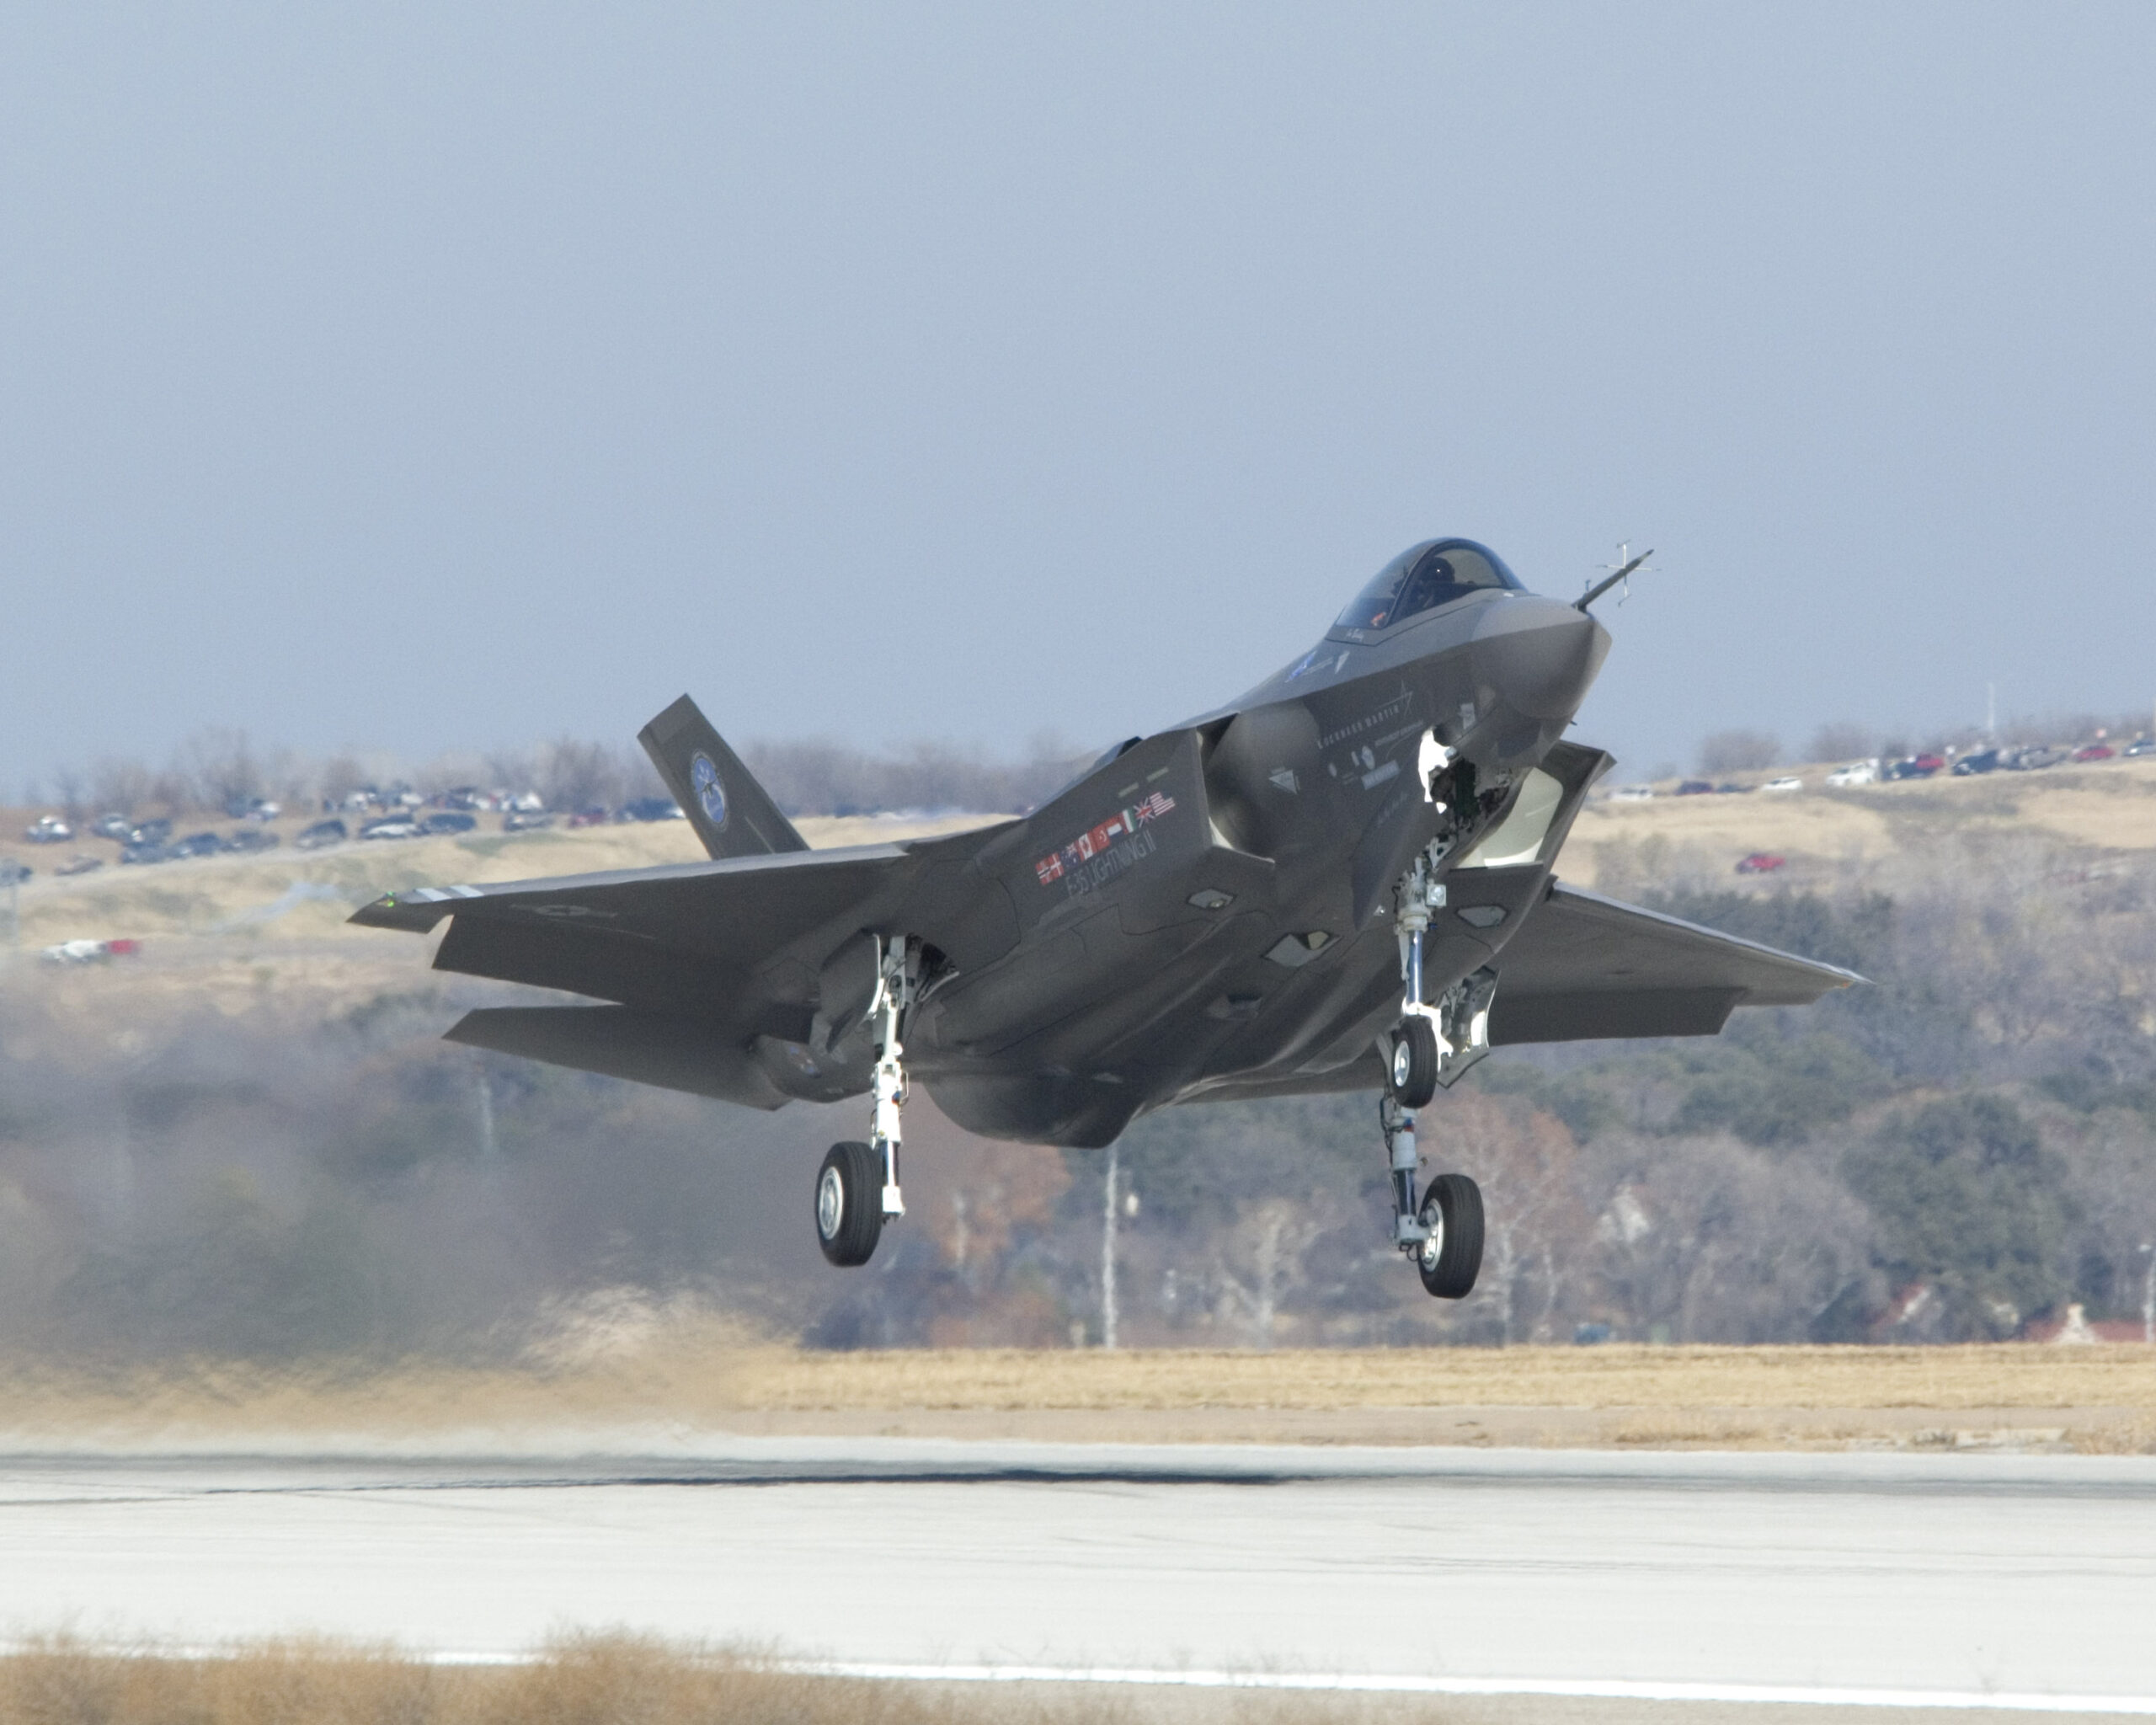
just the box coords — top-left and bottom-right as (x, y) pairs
(3, 825), (2153, 1359)
(21, 729), (1091, 821)
(1694, 705), (2156, 777)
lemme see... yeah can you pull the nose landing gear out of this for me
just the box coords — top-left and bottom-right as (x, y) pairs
(1381, 850), (1492, 1298)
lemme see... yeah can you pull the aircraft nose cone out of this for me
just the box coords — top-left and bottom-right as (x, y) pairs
(1470, 600), (1611, 720)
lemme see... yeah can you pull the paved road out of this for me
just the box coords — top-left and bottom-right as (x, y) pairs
(3, 1441), (2153, 1712)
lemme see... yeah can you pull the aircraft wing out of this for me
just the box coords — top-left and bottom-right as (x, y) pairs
(1486, 879), (1862, 1043)
(349, 821), (1023, 1089)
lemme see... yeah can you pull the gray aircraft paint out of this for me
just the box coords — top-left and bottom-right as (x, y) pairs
(355, 539), (1856, 1149)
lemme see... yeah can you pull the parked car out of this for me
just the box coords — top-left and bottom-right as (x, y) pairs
(1825, 761), (1878, 787)
(172, 831), (223, 857)
(24, 814), (72, 843)
(502, 810), (555, 832)
(2006, 745), (2068, 770)
(223, 829), (280, 854)
(1713, 782), (1751, 795)
(91, 813), (135, 841)
(55, 854), (104, 877)
(2073, 744), (2116, 762)
(2126, 736), (2156, 757)
(617, 796), (686, 823)
(126, 818), (173, 846)
(565, 806), (612, 827)
(1761, 776), (1804, 793)
(119, 841), (177, 865)
(41, 937), (141, 965)
(0, 859), (31, 884)
(1736, 852), (1786, 874)
(420, 812), (477, 836)
(1675, 780), (1714, 797)
(1951, 750), (2000, 776)
(360, 815), (424, 841)
(1886, 755), (1944, 780)
(294, 818), (349, 851)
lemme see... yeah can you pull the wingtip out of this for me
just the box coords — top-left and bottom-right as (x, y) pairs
(348, 893), (451, 933)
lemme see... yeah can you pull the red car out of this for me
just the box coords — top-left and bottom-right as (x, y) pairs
(2073, 745), (2116, 762)
(1737, 852), (1786, 874)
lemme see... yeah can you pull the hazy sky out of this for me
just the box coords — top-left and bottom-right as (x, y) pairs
(4, 3), (2153, 793)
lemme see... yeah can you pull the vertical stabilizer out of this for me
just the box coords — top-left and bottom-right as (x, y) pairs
(638, 695), (809, 860)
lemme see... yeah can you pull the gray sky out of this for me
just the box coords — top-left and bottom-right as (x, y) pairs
(4, 3), (2153, 793)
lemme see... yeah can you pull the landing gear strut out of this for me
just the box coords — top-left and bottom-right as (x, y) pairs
(814, 935), (921, 1268)
(1380, 846), (1491, 1299)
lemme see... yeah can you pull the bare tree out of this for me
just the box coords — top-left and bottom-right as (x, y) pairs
(51, 766), (88, 825)
(539, 740), (627, 813)
(184, 728), (262, 814)
(1697, 729), (1781, 775)
(1212, 1199), (1319, 1348)
(1583, 1132), (1877, 1343)
(1442, 1092), (1591, 1343)
(89, 756), (152, 818)
(1806, 722), (1876, 763)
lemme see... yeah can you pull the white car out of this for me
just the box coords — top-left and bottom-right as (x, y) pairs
(1825, 761), (1878, 787)
(1761, 776), (1804, 793)
(1606, 784), (1655, 803)
(23, 814), (72, 843)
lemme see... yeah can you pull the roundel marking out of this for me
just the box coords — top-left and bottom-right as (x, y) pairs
(689, 751), (728, 828)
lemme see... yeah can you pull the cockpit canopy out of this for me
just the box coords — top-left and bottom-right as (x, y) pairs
(1331, 538), (1523, 636)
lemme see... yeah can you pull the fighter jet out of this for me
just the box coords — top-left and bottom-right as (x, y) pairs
(355, 538), (1856, 1296)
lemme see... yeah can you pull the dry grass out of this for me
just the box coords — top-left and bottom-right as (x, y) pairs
(1566, 753), (2156, 888)
(4, 1342), (2153, 1455)
(0, 812), (998, 953)
(0, 1636), (1051, 1725)
(0, 1635), (1497, 1725)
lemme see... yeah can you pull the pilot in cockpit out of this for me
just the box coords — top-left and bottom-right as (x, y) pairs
(1336, 538), (1522, 634)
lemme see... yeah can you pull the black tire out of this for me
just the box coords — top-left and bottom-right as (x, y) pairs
(1417, 1172), (1484, 1299)
(1390, 1017), (1440, 1109)
(815, 1140), (883, 1268)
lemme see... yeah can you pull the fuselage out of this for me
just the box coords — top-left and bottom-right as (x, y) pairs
(903, 541), (1614, 1146)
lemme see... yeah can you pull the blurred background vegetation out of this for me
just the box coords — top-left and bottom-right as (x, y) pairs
(5, 776), (2156, 1364)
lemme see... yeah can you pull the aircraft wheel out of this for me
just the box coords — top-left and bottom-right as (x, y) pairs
(1417, 1172), (1483, 1299)
(815, 1140), (883, 1268)
(1390, 1017), (1440, 1109)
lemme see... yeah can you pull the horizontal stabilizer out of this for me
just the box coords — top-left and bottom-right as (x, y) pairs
(638, 694), (808, 862)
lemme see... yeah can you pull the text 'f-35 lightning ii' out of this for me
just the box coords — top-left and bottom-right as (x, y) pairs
(355, 538), (1857, 1296)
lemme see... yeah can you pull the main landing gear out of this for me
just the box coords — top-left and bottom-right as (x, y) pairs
(815, 936), (920, 1268)
(1382, 847), (1491, 1299)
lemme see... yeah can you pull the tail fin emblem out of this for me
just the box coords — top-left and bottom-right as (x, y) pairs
(689, 752), (728, 827)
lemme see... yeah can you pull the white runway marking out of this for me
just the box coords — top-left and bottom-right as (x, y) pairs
(3, 1441), (2153, 1710)
(819, 1662), (2156, 1714)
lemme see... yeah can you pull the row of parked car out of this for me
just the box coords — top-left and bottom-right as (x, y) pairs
(1607, 737), (2154, 801)
(9, 793), (691, 882)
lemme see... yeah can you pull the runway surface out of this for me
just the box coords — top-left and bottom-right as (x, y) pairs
(3, 1439), (2154, 1712)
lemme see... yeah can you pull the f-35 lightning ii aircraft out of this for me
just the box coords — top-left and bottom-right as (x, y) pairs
(355, 538), (1857, 1296)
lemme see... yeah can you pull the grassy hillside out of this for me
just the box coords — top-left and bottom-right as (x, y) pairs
(0, 810), (1001, 1011)
(1565, 753), (2156, 892)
